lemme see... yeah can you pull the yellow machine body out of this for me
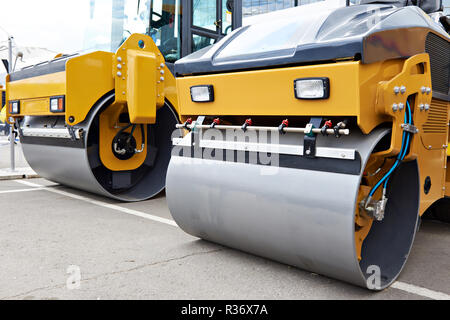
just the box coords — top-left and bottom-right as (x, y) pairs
(167, 14), (449, 289)
(7, 36), (178, 123)
(0, 87), (6, 123)
(98, 103), (148, 171)
(176, 53), (449, 213)
(113, 34), (166, 124)
(6, 34), (179, 173)
(6, 34), (180, 200)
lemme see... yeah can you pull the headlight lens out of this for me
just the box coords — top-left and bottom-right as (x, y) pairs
(190, 85), (214, 102)
(9, 101), (20, 114)
(50, 96), (65, 113)
(294, 78), (329, 99)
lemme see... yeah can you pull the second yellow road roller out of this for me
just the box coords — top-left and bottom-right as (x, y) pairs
(167, 0), (450, 289)
(5, 0), (241, 200)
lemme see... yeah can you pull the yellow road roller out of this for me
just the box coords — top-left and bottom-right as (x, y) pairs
(5, 0), (241, 200)
(1, 86), (6, 125)
(167, 1), (450, 289)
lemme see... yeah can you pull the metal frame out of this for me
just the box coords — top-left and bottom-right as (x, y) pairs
(173, 134), (356, 160)
(21, 127), (82, 140)
(175, 123), (350, 136)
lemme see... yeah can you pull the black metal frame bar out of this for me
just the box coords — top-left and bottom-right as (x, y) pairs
(181, 0), (242, 57)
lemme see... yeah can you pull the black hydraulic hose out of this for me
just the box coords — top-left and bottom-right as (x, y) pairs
(140, 124), (145, 145)
(113, 123), (146, 154)
(126, 124), (137, 144)
(115, 123), (133, 139)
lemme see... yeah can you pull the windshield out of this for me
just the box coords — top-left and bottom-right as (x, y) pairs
(149, 0), (181, 62)
(83, 0), (150, 52)
(216, 0), (343, 63)
(0, 0), (181, 82)
(82, 0), (181, 62)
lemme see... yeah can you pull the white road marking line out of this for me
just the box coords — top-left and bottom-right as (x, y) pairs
(15, 179), (178, 227)
(10, 180), (450, 300)
(392, 281), (450, 300)
(13, 180), (44, 188)
(0, 187), (45, 194)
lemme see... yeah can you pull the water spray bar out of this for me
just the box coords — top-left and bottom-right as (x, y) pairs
(176, 122), (350, 136)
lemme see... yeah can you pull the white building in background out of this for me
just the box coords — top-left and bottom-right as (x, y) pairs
(444, 0), (449, 14)
(242, 0), (323, 17)
(0, 45), (57, 85)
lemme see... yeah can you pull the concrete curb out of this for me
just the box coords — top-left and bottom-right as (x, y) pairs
(0, 167), (40, 180)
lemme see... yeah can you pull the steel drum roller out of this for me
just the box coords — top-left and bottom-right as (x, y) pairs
(21, 92), (178, 201)
(166, 128), (419, 289)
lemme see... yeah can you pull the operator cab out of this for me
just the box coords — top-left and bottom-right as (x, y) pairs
(150, 0), (242, 67)
(82, 0), (242, 71)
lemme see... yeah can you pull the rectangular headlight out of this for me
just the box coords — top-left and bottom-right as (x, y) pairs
(50, 96), (65, 113)
(190, 85), (214, 102)
(294, 78), (329, 100)
(9, 100), (20, 114)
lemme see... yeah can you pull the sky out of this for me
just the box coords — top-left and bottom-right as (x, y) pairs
(0, 0), (134, 82)
(0, 0), (94, 54)
(0, 0), (118, 84)
(0, 0), (448, 68)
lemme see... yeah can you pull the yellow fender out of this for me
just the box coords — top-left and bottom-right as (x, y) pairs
(0, 105), (6, 123)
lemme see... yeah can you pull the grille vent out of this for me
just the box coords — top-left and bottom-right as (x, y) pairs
(422, 99), (448, 134)
(425, 33), (450, 98)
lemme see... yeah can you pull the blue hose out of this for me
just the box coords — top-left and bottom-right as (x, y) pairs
(368, 101), (412, 197)
(383, 102), (412, 188)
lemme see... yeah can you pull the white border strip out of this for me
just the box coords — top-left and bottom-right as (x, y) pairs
(0, 187), (45, 194)
(392, 281), (450, 300)
(14, 180), (178, 227)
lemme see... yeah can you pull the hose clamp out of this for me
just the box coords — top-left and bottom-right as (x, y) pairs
(401, 123), (418, 134)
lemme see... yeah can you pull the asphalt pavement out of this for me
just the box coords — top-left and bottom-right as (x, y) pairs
(0, 134), (449, 300)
